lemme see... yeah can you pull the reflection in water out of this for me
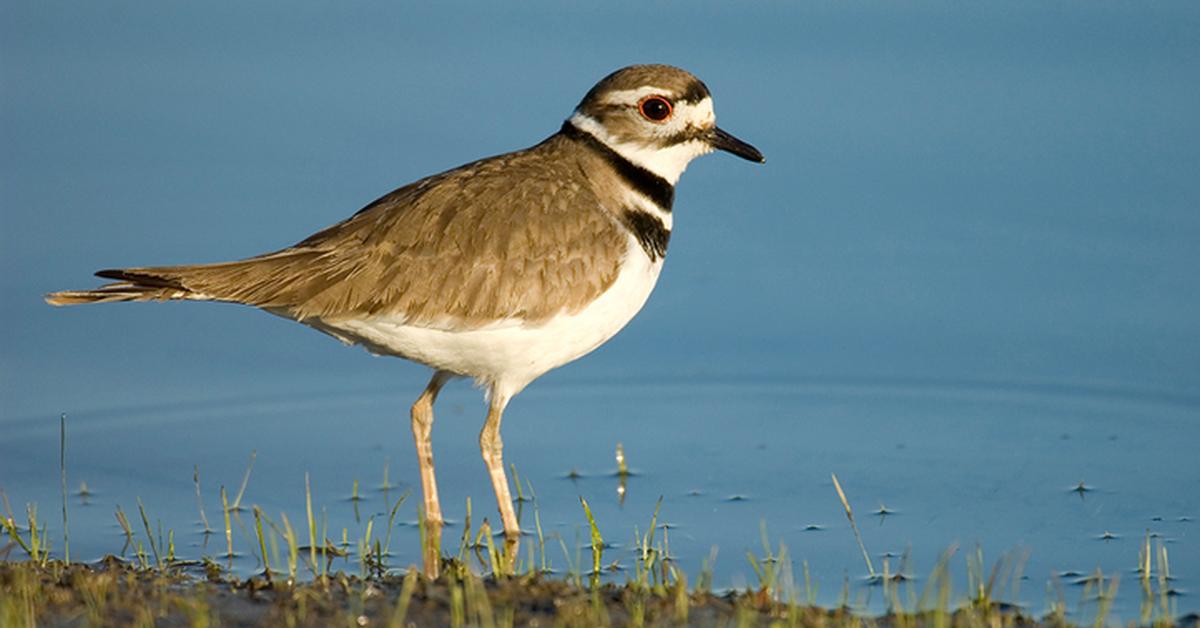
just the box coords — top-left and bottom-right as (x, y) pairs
(616, 443), (629, 506)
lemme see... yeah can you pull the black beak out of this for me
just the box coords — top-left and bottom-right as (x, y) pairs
(708, 127), (765, 163)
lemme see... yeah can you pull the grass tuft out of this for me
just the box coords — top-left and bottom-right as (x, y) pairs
(578, 496), (604, 584)
(193, 466), (212, 535)
(135, 498), (162, 570)
(831, 473), (875, 578)
(229, 450), (256, 512)
(59, 414), (69, 565)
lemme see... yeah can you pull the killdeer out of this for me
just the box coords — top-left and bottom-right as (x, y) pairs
(46, 64), (764, 576)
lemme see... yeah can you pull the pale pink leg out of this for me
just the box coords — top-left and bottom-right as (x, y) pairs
(411, 370), (451, 578)
(479, 390), (521, 572)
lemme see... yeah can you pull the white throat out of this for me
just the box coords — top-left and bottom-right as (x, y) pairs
(567, 112), (713, 185)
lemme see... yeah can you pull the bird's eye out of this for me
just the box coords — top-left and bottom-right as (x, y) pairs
(638, 96), (673, 122)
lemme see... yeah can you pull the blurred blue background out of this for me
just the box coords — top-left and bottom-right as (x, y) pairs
(3, 1), (1198, 618)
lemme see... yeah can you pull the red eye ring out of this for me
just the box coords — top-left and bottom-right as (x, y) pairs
(638, 96), (673, 122)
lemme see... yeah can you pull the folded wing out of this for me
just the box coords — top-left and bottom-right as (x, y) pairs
(46, 136), (629, 330)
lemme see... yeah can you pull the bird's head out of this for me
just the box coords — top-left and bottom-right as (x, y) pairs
(568, 64), (764, 185)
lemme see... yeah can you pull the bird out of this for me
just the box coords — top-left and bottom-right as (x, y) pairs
(45, 64), (764, 577)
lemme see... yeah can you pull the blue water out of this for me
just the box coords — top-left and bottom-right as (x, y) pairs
(3, 1), (1198, 620)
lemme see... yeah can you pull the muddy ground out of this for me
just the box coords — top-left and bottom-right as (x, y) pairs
(4, 557), (1188, 627)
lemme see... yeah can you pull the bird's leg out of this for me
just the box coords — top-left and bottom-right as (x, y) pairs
(411, 370), (451, 578)
(480, 392), (521, 573)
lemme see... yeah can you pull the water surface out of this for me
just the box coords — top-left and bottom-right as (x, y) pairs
(3, 1), (1198, 620)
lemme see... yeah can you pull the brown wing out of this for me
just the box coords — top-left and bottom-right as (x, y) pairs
(47, 134), (630, 329)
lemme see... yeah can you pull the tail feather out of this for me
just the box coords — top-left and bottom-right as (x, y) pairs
(45, 249), (325, 309)
(45, 272), (205, 306)
(45, 285), (196, 305)
(94, 268), (188, 289)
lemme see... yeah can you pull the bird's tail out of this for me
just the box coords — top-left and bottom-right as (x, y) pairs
(45, 268), (212, 306)
(45, 248), (328, 310)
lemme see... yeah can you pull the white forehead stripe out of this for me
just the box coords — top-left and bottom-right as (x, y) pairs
(601, 86), (682, 106)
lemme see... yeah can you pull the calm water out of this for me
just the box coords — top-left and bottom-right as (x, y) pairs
(3, 1), (1198, 620)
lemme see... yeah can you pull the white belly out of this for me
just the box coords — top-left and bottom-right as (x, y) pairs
(315, 240), (663, 398)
